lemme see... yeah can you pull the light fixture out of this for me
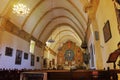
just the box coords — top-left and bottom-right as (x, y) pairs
(47, 38), (55, 43)
(12, 3), (30, 16)
(47, 31), (55, 43)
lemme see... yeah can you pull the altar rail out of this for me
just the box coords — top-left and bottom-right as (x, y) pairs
(46, 69), (118, 80)
(20, 69), (118, 80)
(0, 69), (118, 80)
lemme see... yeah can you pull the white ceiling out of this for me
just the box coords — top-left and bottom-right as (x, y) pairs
(0, 0), (89, 53)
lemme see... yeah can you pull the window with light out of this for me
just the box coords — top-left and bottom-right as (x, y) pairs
(30, 40), (35, 54)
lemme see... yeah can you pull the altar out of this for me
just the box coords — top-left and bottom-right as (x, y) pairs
(57, 42), (84, 68)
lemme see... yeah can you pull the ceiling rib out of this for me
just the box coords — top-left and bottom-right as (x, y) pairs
(1, 0), (15, 16)
(38, 16), (84, 41)
(43, 23), (84, 43)
(21, 0), (86, 32)
(53, 30), (80, 41)
(31, 7), (84, 37)
(51, 29), (81, 48)
(53, 35), (80, 50)
(68, 0), (87, 26)
(31, 7), (85, 36)
(21, 0), (44, 29)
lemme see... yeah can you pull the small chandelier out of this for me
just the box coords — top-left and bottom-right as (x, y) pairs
(47, 38), (55, 43)
(47, 31), (55, 43)
(12, 3), (30, 16)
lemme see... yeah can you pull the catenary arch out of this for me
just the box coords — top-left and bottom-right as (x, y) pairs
(42, 23), (83, 43)
(37, 15), (84, 40)
(51, 30), (81, 49)
(38, 17), (84, 42)
(53, 35), (80, 53)
(30, 7), (85, 36)
(21, 0), (87, 30)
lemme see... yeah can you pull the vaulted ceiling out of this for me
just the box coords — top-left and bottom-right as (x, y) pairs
(0, 0), (91, 53)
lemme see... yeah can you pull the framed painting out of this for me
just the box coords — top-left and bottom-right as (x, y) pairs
(5, 47), (13, 56)
(36, 56), (39, 62)
(15, 50), (22, 65)
(24, 52), (28, 59)
(43, 58), (47, 68)
(103, 20), (112, 43)
(31, 54), (34, 66)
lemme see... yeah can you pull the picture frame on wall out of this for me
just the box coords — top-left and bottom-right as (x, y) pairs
(103, 20), (112, 43)
(24, 52), (28, 59)
(15, 50), (22, 65)
(5, 47), (13, 56)
(31, 54), (34, 66)
(43, 58), (47, 68)
(36, 56), (39, 62)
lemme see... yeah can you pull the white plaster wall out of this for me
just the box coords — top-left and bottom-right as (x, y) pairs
(0, 31), (41, 70)
(34, 46), (42, 69)
(96, 0), (120, 69)
(43, 49), (56, 68)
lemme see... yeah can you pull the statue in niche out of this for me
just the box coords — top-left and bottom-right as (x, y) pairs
(83, 53), (90, 65)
